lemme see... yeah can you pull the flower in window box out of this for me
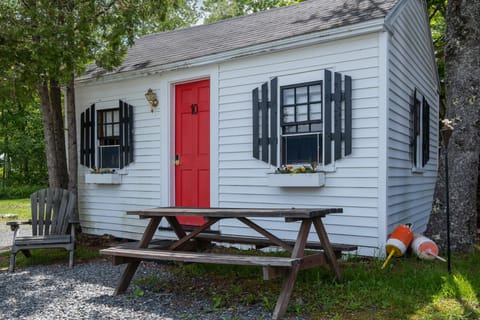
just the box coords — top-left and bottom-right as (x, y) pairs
(89, 167), (116, 174)
(275, 162), (317, 174)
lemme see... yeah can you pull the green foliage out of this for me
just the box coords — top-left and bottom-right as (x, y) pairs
(201, 0), (303, 23)
(0, 98), (48, 187)
(427, 0), (447, 115)
(0, 1), (198, 188)
(0, 185), (46, 200)
(0, 0), (197, 86)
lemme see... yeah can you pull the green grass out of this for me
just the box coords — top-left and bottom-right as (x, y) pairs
(0, 198), (31, 221)
(0, 246), (102, 271)
(135, 248), (480, 320)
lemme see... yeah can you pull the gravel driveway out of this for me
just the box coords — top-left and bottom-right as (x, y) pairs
(0, 225), (294, 320)
(0, 223), (30, 252)
(0, 259), (282, 320)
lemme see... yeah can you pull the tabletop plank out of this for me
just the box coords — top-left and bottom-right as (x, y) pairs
(127, 207), (342, 219)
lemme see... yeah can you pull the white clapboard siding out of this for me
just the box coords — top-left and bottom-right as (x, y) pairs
(386, 0), (439, 236)
(76, 74), (165, 239)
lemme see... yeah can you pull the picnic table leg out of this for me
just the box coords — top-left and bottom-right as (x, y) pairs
(114, 217), (162, 295)
(272, 219), (312, 320)
(312, 217), (342, 282)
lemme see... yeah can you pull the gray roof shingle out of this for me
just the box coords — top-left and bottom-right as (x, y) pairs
(83, 0), (399, 79)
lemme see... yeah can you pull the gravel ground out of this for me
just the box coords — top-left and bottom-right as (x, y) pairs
(0, 260), (280, 320)
(0, 224), (29, 252)
(0, 227), (300, 320)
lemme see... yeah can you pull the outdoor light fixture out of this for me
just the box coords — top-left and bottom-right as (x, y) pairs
(144, 88), (158, 112)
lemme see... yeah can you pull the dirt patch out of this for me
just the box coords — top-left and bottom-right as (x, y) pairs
(76, 233), (131, 249)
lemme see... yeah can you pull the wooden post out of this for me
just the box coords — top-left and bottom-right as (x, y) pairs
(114, 217), (162, 295)
(272, 219), (311, 320)
(312, 218), (342, 282)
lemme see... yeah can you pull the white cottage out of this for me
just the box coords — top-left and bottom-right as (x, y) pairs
(75, 0), (439, 256)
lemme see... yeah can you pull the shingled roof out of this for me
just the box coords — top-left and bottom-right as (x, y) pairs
(82, 0), (400, 80)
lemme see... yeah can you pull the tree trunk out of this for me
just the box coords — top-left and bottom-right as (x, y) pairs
(425, 0), (480, 252)
(66, 75), (79, 221)
(38, 80), (68, 189)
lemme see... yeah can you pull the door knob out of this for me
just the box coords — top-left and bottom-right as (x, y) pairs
(191, 104), (198, 115)
(175, 154), (180, 166)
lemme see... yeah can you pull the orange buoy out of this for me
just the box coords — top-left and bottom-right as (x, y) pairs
(381, 224), (414, 269)
(412, 234), (446, 262)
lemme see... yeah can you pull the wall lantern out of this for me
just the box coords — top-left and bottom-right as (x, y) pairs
(144, 88), (158, 112)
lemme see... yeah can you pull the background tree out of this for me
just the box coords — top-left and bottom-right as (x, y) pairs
(427, 0), (447, 114)
(425, 0), (480, 252)
(0, 1), (197, 198)
(201, 0), (302, 23)
(0, 78), (47, 189)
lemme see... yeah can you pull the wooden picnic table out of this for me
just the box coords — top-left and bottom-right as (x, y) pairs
(100, 207), (345, 320)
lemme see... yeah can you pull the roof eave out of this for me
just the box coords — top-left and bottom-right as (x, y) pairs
(76, 18), (387, 86)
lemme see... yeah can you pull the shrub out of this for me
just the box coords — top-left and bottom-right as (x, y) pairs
(0, 185), (47, 199)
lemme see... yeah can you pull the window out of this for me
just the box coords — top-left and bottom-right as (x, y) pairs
(280, 82), (323, 165)
(80, 100), (134, 169)
(97, 109), (120, 169)
(410, 89), (430, 169)
(251, 70), (352, 168)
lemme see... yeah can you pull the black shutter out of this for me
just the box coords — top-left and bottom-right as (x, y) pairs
(269, 78), (278, 166)
(119, 100), (134, 169)
(261, 82), (269, 163)
(422, 97), (430, 166)
(252, 79), (278, 166)
(344, 75), (352, 156)
(80, 104), (95, 168)
(411, 89), (421, 166)
(324, 70), (332, 165)
(334, 72), (342, 161)
(252, 88), (260, 160)
(324, 70), (352, 164)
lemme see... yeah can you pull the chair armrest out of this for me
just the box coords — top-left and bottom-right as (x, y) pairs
(6, 220), (31, 231)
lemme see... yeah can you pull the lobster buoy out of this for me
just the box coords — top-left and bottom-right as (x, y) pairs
(412, 235), (446, 262)
(381, 224), (414, 269)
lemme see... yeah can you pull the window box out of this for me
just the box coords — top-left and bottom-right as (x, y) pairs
(268, 172), (325, 187)
(85, 173), (122, 184)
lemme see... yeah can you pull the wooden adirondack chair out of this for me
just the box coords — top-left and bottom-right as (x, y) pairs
(7, 188), (78, 272)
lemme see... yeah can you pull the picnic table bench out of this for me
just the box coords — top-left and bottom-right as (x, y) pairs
(100, 207), (354, 320)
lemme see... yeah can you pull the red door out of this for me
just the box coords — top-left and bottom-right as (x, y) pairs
(175, 79), (210, 226)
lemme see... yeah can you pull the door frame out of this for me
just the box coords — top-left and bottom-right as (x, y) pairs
(158, 67), (219, 215)
(174, 79), (211, 226)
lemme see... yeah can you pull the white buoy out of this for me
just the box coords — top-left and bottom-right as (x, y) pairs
(412, 235), (446, 262)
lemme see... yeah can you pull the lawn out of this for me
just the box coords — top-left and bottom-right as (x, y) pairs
(0, 198), (31, 221)
(0, 198), (478, 319)
(145, 247), (480, 320)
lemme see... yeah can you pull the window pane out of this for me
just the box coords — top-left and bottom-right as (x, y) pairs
(113, 124), (119, 136)
(98, 109), (120, 140)
(99, 145), (120, 168)
(311, 123), (322, 132)
(283, 106), (295, 123)
(296, 105), (308, 122)
(309, 85), (321, 102)
(284, 125), (297, 133)
(296, 86), (308, 104)
(283, 134), (319, 164)
(310, 103), (322, 120)
(283, 88), (295, 105)
(298, 124), (310, 133)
